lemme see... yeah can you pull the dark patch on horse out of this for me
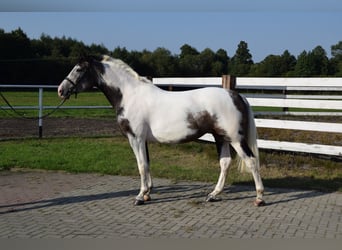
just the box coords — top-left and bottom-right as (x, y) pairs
(118, 119), (135, 137)
(181, 111), (227, 143)
(228, 90), (249, 138)
(98, 85), (123, 111)
(117, 107), (124, 116)
(213, 134), (225, 159)
(79, 55), (105, 75)
(145, 141), (150, 164)
(240, 139), (254, 158)
(92, 60), (105, 75)
(71, 55), (106, 94)
(187, 111), (211, 131)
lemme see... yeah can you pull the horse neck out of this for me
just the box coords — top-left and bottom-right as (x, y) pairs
(99, 68), (141, 111)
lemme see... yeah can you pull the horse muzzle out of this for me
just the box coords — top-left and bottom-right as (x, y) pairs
(58, 83), (71, 99)
(58, 78), (79, 99)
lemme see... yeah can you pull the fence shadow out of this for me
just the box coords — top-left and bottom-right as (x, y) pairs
(0, 188), (138, 215)
(233, 176), (342, 193)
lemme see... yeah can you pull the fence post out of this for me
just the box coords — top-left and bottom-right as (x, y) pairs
(283, 87), (289, 113)
(38, 87), (43, 138)
(222, 75), (236, 90)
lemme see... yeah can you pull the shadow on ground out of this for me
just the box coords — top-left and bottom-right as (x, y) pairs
(0, 179), (330, 215)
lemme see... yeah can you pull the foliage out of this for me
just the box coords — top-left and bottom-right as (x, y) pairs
(331, 41), (342, 59)
(230, 41), (253, 76)
(250, 50), (296, 76)
(293, 46), (330, 76)
(1, 28), (342, 84)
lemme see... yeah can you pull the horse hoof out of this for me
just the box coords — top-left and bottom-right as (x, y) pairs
(143, 194), (151, 201)
(254, 199), (266, 207)
(134, 199), (145, 206)
(206, 195), (222, 202)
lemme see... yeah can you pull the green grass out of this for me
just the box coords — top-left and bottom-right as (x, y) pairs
(0, 136), (234, 182)
(0, 90), (109, 106)
(0, 137), (134, 174)
(1, 136), (341, 192)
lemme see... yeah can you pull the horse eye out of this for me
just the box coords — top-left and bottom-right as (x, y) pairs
(76, 68), (84, 72)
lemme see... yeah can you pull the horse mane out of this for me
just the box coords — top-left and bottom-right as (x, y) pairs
(101, 55), (152, 83)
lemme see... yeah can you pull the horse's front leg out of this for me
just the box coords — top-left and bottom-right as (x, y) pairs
(128, 136), (151, 205)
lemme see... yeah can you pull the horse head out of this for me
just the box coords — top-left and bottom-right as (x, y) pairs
(58, 55), (105, 99)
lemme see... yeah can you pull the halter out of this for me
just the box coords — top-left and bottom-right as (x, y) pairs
(64, 77), (77, 87)
(64, 68), (87, 98)
(64, 77), (78, 98)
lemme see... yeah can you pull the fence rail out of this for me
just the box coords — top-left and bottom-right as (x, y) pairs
(0, 85), (111, 138)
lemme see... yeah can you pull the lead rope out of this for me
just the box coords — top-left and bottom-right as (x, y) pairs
(0, 91), (67, 120)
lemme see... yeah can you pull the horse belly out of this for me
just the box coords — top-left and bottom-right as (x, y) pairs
(148, 118), (194, 143)
(147, 109), (220, 144)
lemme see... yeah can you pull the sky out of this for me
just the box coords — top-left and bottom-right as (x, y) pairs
(0, 0), (341, 62)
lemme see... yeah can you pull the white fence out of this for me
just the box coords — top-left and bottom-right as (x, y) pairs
(153, 77), (342, 157)
(1, 79), (342, 157)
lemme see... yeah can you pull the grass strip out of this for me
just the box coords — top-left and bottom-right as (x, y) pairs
(1, 136), (341, 192)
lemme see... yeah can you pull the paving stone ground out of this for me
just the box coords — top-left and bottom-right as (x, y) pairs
(0, 169), (341, 238)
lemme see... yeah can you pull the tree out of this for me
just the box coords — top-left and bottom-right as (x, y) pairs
(295, 51), (313, 76)
(89, 43), (109, 55)
(250, 50), (296, 76)
(198, 48), (216, 76)
(311, 46), (329, 75)
(112, 46), (130, 62)
(330, 41), (342, 75)
(0, 28), (33, 59)
(126, 50), (146, 76)
(178, 44), (201, 76)
(179, 44), (199, 58)
(331, 41), (342, 59)
(230, 41), (253, 76)
(294, 46), (329, 76)
(150, 47), (177, 76)
(215, 48), (229, 75)
(3, 27), (342, 83)
(69, 42), (88, 59)
(251, 55), (282, 76)
(280, 50), (296, 75)
(34, 34), (54, 57)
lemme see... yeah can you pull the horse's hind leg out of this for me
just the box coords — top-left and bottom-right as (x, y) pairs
(143, 142), (153, 201)
(207, 139), (231, 202)
(231, 140), (265, 206)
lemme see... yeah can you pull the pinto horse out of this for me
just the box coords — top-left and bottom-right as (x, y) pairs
(58, 55), (265, 206)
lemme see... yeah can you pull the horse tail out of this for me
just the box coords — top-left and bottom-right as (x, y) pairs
(237, 95), (260, 173)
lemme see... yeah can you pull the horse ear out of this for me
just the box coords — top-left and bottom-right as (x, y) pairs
(78, 54), (99, 63)
(78, 53), (88, 64)
(78, 54), (104, 73)
(89, 55), (103, 63)
(90, 55), (105, 74)
(79, 54), (98, 68)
